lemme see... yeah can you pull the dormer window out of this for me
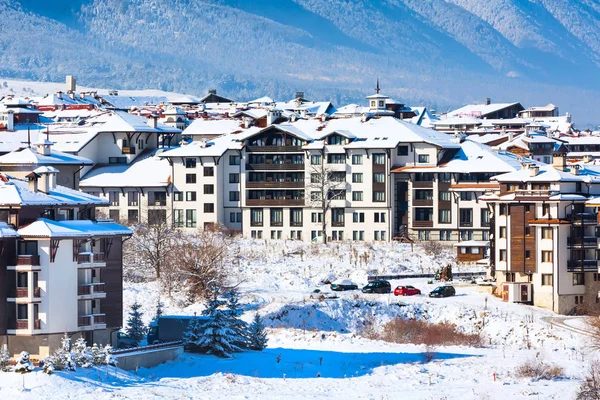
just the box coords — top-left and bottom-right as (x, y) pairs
(379, 101), (384, 107)
(370, 101), (376, 107)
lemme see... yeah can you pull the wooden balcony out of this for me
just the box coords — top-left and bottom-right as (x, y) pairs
(413, 199), (433, 207)
(17, 319), (28, 330)
(246, 163), (304, 171)
(78, 316), (91, 327)
(34, 319), (41, 330)
(246, 199), (305, 206)
(412, 181), (433, 188)
(33, 287), (41, 298)
(79, 314), (106, 327)
(17, 255), (40, 266)
(247, 145), (303, 153)
(77, 253), (106, 265)
(16, 287), (28, 298)
(246, 181), (304, 189)
(94, 314), (106, 324)
(78, 283), (106, 296)
(412, 220), (433, 228)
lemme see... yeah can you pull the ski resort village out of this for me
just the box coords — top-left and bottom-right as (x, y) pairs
(2, 76), (600, 399)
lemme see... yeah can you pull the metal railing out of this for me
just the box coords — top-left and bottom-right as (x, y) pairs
(77, 253), (106, 264)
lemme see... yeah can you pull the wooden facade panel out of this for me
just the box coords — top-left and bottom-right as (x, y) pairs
(509, 204), (537, 273)
(103, 240), (123, 330)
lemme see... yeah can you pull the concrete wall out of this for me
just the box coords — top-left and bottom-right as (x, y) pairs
(114, 345), (184, 371)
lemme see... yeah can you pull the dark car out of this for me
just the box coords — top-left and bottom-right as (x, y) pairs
(428, 285), (456, 298)
(362, 280), (391, 294)
(116, 331), (139, 349)
(394, 285), (421, 296)
(331, 279), (359, 291)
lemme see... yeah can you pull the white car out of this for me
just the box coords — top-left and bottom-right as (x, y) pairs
(309, 288), (338, 300)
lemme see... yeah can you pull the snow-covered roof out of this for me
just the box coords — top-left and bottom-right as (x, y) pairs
(182, 118), (257, 137)
(0, 222), (18, 238)
(447, 102), (522, 118)
(0, 147), (93, 166)
(433, 116), (482, 126)
(0, 174), (108, 207)
(491, 164), (586, 183)
(453, 240), (489, 247)
(80, 149), (171, 188)
(247, 96), (274, 104)
(101, 95), (169, 110)
(18, 218), (131, 238)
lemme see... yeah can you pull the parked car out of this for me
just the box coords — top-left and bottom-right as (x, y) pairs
(361, 280), (391, 294)
(393, 285), (421, 296)
(309, 288), (338, 300)
(331, 279), (359, 291)
(428, 285), (456, 298)
(116, 331), (138, 349)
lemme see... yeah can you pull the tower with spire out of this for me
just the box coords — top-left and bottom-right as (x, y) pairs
(365, 79), (394, 116)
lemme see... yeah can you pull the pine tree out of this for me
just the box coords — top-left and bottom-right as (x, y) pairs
(196, 290), (241, 358)
(0, 347), (10, 372)
(182, 312), (203, 352)
(155, 298), (164, 321)
(247, 312), (268, 351)
(126, 301), (146, 342)
(225, 289), (249, 350)
(72, 337), (91, 368)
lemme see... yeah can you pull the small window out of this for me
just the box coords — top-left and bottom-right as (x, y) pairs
(204, 184), (214, 195)
(310, 155), (322, 165)
(185, 158), (196, 168)
(229, 191), (239, 202)
(373, 191), (385, 202)
(418, 154), (429, 164)
(499, 204), (507, 215)
(542, 227), (553, 239)
(499, 250), (507, 261)
(204, 203), (215, 213)
(573, 273), (585, 286)
(173, 191), (183, 201)
(352, 191), (363, 201)
(542, 274), (553, 286)
(229, 155), (240, 165)
(204, 166), (214, 177)
(186, 191), (197, 201)
(351, 154), (363, 165)
(352, 173), (363, 183)
(229, 173), (240, 184)
(525, 250), (531, 259)
(542, 250), (553, 263)
(186, 174), (197, 184)
(397, 146), (408, 156)
(373, 154), (385, 165)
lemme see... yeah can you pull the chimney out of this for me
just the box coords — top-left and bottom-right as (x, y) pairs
(56, 91), (63, 100)
(35, 138), (52, 156)
(66, 75), (76, 93)
(583, 154), (592, 164)
(485, 98), (491, 105)
(529, 165), (540, 177)
(27, 173), (38, 193)
(148, 115), (158, 129)
(208, 89), (217, 95)
(243, 117), (250, 129)
(267, 110), (280, 125)
(33, 167), (58, 193)
(570, 165), (580, 175)
(6, 110), (14, 131)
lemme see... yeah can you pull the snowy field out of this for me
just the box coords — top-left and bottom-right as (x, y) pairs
(0, 240), (596, 399)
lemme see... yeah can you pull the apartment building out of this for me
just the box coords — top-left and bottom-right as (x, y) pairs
(481, 162), (600, 314)
(0, 168), (131, 357)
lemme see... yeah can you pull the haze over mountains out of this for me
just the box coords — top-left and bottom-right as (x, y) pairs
(3, 0), (600, 125)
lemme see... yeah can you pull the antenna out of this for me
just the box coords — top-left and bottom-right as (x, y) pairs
(27, 118), (31, 148)
(375, 78), (380, 94)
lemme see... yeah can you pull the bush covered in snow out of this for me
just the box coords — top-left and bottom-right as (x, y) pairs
(577, 363), (600, 400)
(247, 313), (268, 351)
(380, 318), (482, 347)
(43, 335), (115, 374)
(14, 351), (34, 373)
(516, 357), (564, 381)
(0, 347), (10, 372)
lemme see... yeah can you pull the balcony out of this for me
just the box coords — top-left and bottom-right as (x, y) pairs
(246, 199), (305, 206)
(122, 146), (136, 155)
(149, 200), (167, 206)
(290, 221), (303, 227)
(460, 221), (474, 228)
(332, 221), (345, 227)
(571, 213), (597, 224)
(567, 237), (597, 248)
(247, 145), (302, 153)
(77, 253), (106, 267)
(246, 181), (304, 189)
(17, 319), (28, 330)
(481, 221), (491, 228)
(412, 220), (433, 228)
(16, 255), (40, 266)
(246, 163), (304, 171)
(78, 314), (106, 328)
(568, 260), (597, 271)
(413, 199), (433, 207)
(514, 189), (560, 198)
(412, 181), (433, 188)
(77, 283), (106, 297)
(16, 287), (28, 298)
(34, 319), (41, 330)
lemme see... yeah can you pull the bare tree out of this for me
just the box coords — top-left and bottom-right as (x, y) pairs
(175, 228), (231, 302)
(306, 161), (346, 244)
(125, 210), (178, 280)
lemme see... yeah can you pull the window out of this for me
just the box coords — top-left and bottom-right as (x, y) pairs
(327, 154), (345, 164)
(481, 209), (490, 226)
(352, 173), (363, 183)
(542, 250), (553, 263)
(460, 230), (473, 241)
(186, 174), (197, 184)
(418, 154), (430, 163)
(127, 191), (139, 206)
(353, 212), (365, 223)
(270, 209), (283, 226)
(109, 157), (127, 164)
(311, 173), (320, 184)
(230, 212), (237, 223)
(311, 191), (322, 201)
(229, 173), (240, 184)
(415, 190), (433, 200)
(499, 227), (507, 238)
(331, 208), (344, 225)
(352, 191), (363, 201)
(229, 155), (240, 165)
(439, 191), (451, 201)
(576, 295), (584, 305)
(174, 191), (183, 201)
(460, 192), (473, 201)
(148, 210), (166, 225)
(439, 173), (451, 183)
(505, 272), (515, 282)
(525, 227), (531, 236)
(499, 250), (507, 261)
(330, 172), (346, 182)
(374, 212), (386, 223)
(374, 213), (379, 223)
(310, 154), (322, 165)
(108, 192), (119, 206)
(418, 231), (430, 240)
(439, 210), (451, 224)
(373, 191), (385, 202)
(290, 209), (303, 226)
(204, 166), (214, 177)
(352, 154), (363, 165)
(185, 158), (196, 168)
(542, 274), (553, 286)
(128, 210), (139, 224)
(311, 212), (323, 223)
(229, 191), (240, 202)
(542, 227), (553, 239)
(373, 154), (385, 165)
(459, 208), (473, 226)
(397, 146), (408, 156)
(499, 204), (507, 215)
(440, 230), (452, 241)
(251, 209), (263, 226)
(204, 203), (214, 213)
(204, 184), (214, 195)
(374, 231), (380, 241)
(525, 250), (531, 259)
(173, 210), (184, 227)
(373, 173), (385, 183)
(185, 209), (197, 228)
(109, 210), (120, 221)
(542, 204), (551, 217)
(186, 191), (197, 201)
(573, 273), (585, 286)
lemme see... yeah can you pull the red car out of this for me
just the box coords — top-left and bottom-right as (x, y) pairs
(393, 285), (421, 296)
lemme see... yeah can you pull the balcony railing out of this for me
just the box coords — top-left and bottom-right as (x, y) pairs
(78, 283), (106, 296)
(79, 314), (106, 327)
(412, 220), (433, 228)
(246, 181), (304, 189)
(460, 221), (474, 228)
(246, 163), (304, 171)
(34, 319), (41, 330)
(17, 319), (28, 329)
(246, 199), (305, 206)
(77, 253), (106, 264)
(412, 181), (433, 188)
(270, 221), (283, 227)
(290, 221), (303, 227)
(571, 213), (597, 224)
(413, 199), (434, 207)
(16, 255), (40, 266)
(567, 237), (597, 247)
(149, 199), (167, 206)
(481, 221), (491, 228)
(16, 287), (28, 298)
(567, 260), (597, 271)
(332, 221), (345, 227)
(514, 189), (560, 198)
(247, 145), (302, 153)
(78, 316), (91, 327)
